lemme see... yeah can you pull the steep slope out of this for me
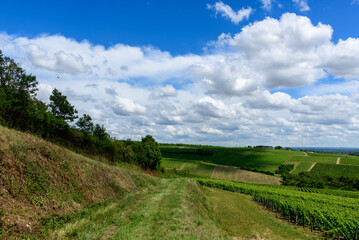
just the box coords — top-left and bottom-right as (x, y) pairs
(0, 125), (157, 239)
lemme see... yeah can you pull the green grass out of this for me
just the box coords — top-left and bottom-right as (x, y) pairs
(207, 187), (321, 240)
(291, 162), (314, 174)
(289, 156), (337, 163)
(161, 158), (186, 169)
(162, 159), (215, 178)
(160, 146), (295, 173)
(310, 163), (359, 177)
(50, 179), (224, 240)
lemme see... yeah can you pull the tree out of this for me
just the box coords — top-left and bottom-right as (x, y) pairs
(76, 114), (94, 134)
(275, 146), (282, 149)
(49, 88), (78, 121)
(138, 135), (162, 170)
(0, 50), (38, 129)
(93, 123), (109, 140)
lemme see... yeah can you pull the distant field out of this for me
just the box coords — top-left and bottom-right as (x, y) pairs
(211, 166), (281, 185)
(310, 163), (359, 177)
(289, 156), (337, 163)
(160, 146), (295, 174)
(291, 162), (314, 174)
(160, 145), (359, 178)
(340, 155), (359, 165)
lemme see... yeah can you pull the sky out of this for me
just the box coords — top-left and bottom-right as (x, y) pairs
(1, 0), (359, 147)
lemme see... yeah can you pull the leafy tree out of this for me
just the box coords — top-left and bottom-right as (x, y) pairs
(93, 123), (109, 140)
(76, 114), (94, 133)
(275, 146), (282, 149)
(49, 88), (78, 122)
(0, 50), (38, 129)
(138, 135), (162, 170)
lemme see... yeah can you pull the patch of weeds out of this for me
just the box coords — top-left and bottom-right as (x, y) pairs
(40, 196), (117, 236)
(109, 181), (123, 193)
(61, 160), (69, 170)
(24, 160), (50, 195)
(72, 191), (84, 203)
(10, 141), (28, 161)
(0, 149), (5, 163)
(0, 208), (6, 227)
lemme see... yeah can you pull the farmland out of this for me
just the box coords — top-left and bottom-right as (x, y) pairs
(160, 145), (359, 182)
(197, 178), (359, 239)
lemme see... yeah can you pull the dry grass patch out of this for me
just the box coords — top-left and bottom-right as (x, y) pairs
(211, 166), (281, 185)
(0, 125), (157, 239)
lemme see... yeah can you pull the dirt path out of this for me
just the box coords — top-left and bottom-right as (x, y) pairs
(290, 162), (299, 173)
(336, 157), (341, 165)
(308, 162), (317, 172)
(304, 152), (308, 156)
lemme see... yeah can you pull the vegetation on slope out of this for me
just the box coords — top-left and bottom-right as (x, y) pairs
(0, 50), (161, 171)
(197, 178), (359, 239)
(0, 125), (158, 239)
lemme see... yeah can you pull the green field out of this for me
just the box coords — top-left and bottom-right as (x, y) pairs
(161, 145), (359, 179)
(340, 155), (359, 165)
(160, 146), (296, 174)
(310, 163), (359, 177)
(197, 178), (359, 239)
(290, 162), (314, 174)
(289, 155), (337, 163)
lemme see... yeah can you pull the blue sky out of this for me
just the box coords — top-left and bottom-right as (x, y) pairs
(2, 0), (358, 54)
(1, 0), (359, 147)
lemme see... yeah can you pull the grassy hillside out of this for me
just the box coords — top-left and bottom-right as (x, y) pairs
(160, 146), (299, 174)
(0, 125), (157, 239)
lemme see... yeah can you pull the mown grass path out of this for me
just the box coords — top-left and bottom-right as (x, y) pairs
(50, 179), (224, 240)
(207, 187), (321, 240)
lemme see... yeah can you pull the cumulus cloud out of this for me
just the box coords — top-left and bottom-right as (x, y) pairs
(190, 56), (258, 96)
(150, 85), (178, 99)
(260, 0), (273, 11)
(292, 0), (310, 12)
(3, 12), (359, 147)
(245, 91), (294, 109)
(218, 13), (332, 89)
(0, 33), (201, 81)
(319, 38), (359, 79)
(109, 96), (146, 116)
(207, 1), (252, 24)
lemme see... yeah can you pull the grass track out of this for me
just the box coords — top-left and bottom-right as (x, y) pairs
(50, 179), (224, 240)
(207, 187), (321, 240)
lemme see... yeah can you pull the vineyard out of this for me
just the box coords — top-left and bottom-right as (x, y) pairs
(197, 179), (359, 239)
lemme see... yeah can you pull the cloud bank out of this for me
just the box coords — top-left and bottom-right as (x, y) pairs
(1, 13), (359, 147)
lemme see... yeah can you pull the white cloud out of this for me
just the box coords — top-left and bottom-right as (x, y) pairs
(3, 12), (359, 147)
(0, 33), (202, 82)
(190, 56), (258, 96)
(319, 38), (359, 79)
(109, 96), (146, 116)
(207, 1), (252, 24)
(292, 0), (310, 12)
(218, 13), (332, 89)
(150, 85), (178, 99)
(260, 0), (272, 11)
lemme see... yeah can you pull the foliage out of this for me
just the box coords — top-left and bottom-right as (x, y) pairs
(0, 50), (161, 171)
(75, 114), (94, 133)
(49, 88), (78, 122)
(197, 178), (359, 239)
(282, 171), (359, 190)
(275, 164), (294, 175)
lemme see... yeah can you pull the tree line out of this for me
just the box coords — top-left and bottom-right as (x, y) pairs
(0, 50), (161, 170)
